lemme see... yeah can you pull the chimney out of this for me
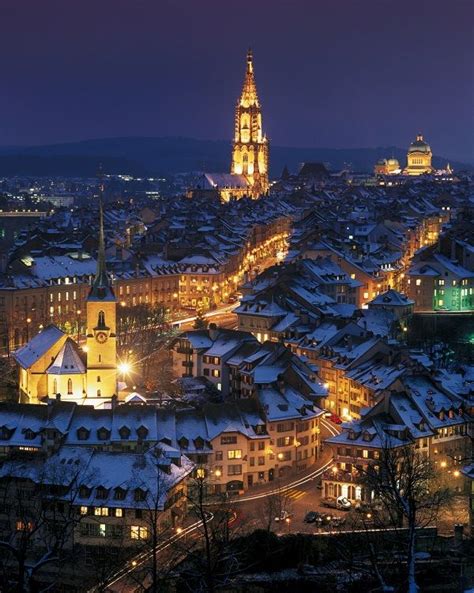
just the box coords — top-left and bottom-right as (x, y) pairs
(208, 323), (219, 341)
(111, 394), (118, 409)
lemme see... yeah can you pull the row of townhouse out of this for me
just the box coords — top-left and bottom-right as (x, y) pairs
(323, 373), (473, 502)
(0, 440), (192, 573)
(170, 327), (327, 485)
(0, 213), (291, 354)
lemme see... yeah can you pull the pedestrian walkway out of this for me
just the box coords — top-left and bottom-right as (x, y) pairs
(285, 488), (307, 501)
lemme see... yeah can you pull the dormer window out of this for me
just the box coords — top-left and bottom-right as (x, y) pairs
(136, 426), (148, 440)
(134, 488), (147, 502)
(362, 431), (371, 442)
(114, 487), (127, 500)
(77, 427), (90, 441)
(178, 437), (189, 449)
(448, 409), (454, 419)
(348, 429), (357, 441)
(119, 426), (131, 440)
(96, 486), (109, 500)
(194, 437), (204, 450)
(97, 427), (110, 441)
(79, 486), (91, 498)
(0, 426), (12, 440)
(24, 429), (36, 440)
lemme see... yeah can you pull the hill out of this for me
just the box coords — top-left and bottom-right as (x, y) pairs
(0, 137), (471, 177)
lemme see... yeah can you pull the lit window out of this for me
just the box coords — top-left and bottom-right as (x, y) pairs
(131, 526), (148, 540)
(94, 507), (109, 516)
(115, 508), (123, 517)
(438, 299), (444, 306)
(80, 506), (88, 515)
(227, 450), (242, 460)
(416, 279), (422, 286)
(196, 468), (206, 479)
(363, 292), (369, 299)
(362, 450), (369, 459)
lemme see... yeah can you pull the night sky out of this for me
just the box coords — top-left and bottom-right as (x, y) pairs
(1, 0), (473, 161)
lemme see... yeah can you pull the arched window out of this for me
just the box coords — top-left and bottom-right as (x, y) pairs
(98, 311), (105, 328)
(53, 379), (58, 394)
(97, 389), (101, 397)
(67, 378), (73, 394)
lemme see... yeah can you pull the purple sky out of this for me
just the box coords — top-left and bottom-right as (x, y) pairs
(1, 0), (473, 161)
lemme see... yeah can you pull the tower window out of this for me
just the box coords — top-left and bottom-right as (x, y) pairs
(67, 378), (73, 394)
(98, 355), (102, 363)
(53, 379), (57, 394)
(97, 376), (101, 383)
(98, 311), (106, 328)
(97, 389), (101, 397)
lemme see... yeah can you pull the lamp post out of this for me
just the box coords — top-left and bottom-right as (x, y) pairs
(26, 317), (31, 342)
(76, 309), (81, 343)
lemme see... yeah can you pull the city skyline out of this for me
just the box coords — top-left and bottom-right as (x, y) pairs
(1, 0), (473, 162)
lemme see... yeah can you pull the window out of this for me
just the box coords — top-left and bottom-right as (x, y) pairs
(250, 457), (255, 466)
(258, 442), (265, 451)
(134, 488), (146, 502)
(115, 508), (123, 518)
(131, 526), (148, 540)
(362, 450), (369, 459)
(221, 436), (237, 445)
(228, 465), (242, 476)
(196, 468), (206, 479)
(67, 378), (73, 394)
(227, 450), (242, 460)
(258, 456), (265, 466)
(277, 436), (293, 447)
(215, 451), (223, 461)
(212, 369), (220, 378)
(276, 422), (294, 433)
(416, 279), (422, 286)
(80, 506), (88, 515)
(94, 507), (109, 516)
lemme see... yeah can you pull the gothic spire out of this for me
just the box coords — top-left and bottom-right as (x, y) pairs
(239, 48), (259, 108)
(89, 168), (115, 301)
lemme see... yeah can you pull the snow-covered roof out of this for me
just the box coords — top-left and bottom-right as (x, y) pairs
(14, 325), (65, 369)
(47, 338), (86, 375)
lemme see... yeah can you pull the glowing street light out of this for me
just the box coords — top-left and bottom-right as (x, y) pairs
(118, 361), (132, 375)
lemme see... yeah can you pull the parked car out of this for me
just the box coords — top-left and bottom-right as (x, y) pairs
(321, 496), (352, 510)
(274, 510), (292, 522)
(304, 511), (320, 523)
(330, 516), (346, 528)
(328, 413), (342, 425)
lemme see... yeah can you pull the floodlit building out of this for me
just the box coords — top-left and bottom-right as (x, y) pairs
(13, 197), (119, 407)
(231, 49), (269, 198)
(404, 134), (434, 176)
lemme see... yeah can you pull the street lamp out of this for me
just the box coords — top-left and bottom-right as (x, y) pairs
(26, 317), (31, 342)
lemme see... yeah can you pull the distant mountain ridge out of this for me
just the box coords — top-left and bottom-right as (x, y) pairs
(0, 137), (471, 177)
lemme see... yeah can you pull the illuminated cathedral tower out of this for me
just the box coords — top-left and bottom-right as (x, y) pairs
(231, 49), (269, 197)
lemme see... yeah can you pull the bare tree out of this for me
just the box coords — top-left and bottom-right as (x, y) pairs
(0, 451), (92, 593)
(360, 443), (451, 593)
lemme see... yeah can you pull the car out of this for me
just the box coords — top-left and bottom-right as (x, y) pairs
(274, 510), (292, 522)
(330, 516), (346, 528)
(323, 410), (333, 418)
(337, 496), (352, 510)
(304, 511), (320, 523)
(321, 496), (352, 511)
(328, 413), (343, 425)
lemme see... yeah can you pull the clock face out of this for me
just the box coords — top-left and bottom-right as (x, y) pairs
(96, 332), (108, 344)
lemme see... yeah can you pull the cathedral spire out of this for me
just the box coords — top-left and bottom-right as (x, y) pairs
(231, 49), (269, 197)
(89, 168), (114, 301)
(239, 48), (259, 108)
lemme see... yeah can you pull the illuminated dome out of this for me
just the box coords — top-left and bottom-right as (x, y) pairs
(387, 158), (400, 166)
(408, 134), (431, 153)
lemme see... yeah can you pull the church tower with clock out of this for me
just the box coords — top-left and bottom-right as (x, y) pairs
(85, 185), (118, 403)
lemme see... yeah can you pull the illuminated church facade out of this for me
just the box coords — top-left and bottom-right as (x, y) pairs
(14, 194), (119, 408)
(198, 50), (269, 201)
(230, 49), (269, 197)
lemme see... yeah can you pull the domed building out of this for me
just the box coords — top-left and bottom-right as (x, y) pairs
(404, 134), (434, 175)
(374, 157), (401, 176)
